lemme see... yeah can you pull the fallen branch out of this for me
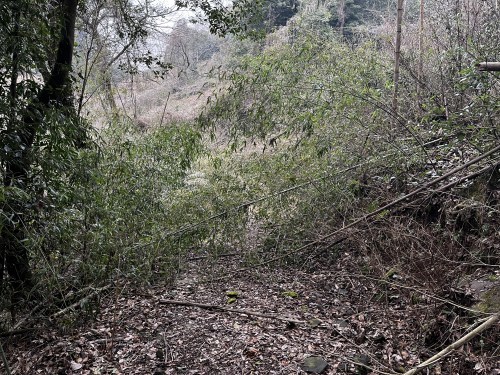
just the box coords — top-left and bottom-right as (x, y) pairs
(159, 299), (304, 324)
(0, 328), (38, 338)
(188, 252), (239, 261)
(403, 313), (500, 375)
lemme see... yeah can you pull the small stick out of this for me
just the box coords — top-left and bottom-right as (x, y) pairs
(88, 336), (127, 344)
(159, 299), (304, 324)
(188, 252), (239, 261)
(159, 92), (171, 127)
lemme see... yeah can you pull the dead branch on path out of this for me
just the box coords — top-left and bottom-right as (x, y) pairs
(0, 328), (38, 338)
(159, 299), (304, 324)
(403, 313), (500, 375)
(188, 252), (239, 261)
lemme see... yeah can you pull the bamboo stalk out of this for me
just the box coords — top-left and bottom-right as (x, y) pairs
(0, 341), (11, 375)
(476, 62), (500, 71)
(403, 313), (500, 375)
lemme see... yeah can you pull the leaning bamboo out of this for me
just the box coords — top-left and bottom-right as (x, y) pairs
(476, 62), (500, 71)
(214, 144), (500, 281)
(403, 313), (500, 375)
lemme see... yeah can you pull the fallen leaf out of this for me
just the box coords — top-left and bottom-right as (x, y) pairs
(70, 361), (83, 370)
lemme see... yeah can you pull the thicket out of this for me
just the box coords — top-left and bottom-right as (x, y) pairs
(179, 0), (500, 313)
(0, 0), (253, 322)
(0, 0), (498, 351)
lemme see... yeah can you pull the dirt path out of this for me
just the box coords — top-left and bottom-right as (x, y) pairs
(3, 253), (499, 374)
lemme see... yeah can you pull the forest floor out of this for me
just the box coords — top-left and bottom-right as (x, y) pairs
(4, 250), (500, 375)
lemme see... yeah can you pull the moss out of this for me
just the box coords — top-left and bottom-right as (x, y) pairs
(282, 290), (298, 298)
(473, 285), (500, 313)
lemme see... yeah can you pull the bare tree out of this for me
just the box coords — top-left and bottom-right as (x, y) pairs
(76, 0), (176, 119)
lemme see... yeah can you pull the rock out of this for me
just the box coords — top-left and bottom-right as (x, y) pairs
(308, 318), (323, 328)
(353, 354), (371, 375)
(155, 348), (164, 361)
(333, 319), (350, 328)
(301, 356), (328, 373)
(475, 285), (500, 313)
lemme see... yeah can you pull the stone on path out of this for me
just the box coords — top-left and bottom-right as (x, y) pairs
(300, 356), (328, 373)
(308, 318), (323, 328)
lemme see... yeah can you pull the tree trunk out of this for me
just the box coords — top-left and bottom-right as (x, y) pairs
(337, 0), (346, 36)
(0, 1), (21, 296)
(417, 0), (424, 102)
(392, 0), (404, 114)
(2, 0), (79, 302)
